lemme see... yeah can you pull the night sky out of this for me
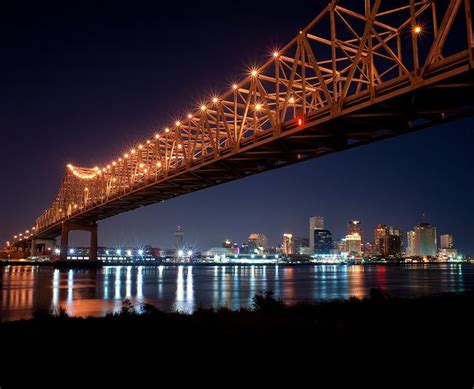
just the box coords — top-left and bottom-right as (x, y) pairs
(1, 1), (473, 254)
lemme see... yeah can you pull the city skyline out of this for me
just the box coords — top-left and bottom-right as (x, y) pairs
(1, 0), (473, 254)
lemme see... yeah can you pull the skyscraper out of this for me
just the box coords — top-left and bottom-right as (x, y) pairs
(313, 229), (333, 255)
(175, 226), (184, 249)
(374, 224), (387, 254)
(407, 230), (416, 256)
(381, 234), (402, 257)
(294, 236), (309, 255)
(282, 233), (294, 255)
(440, 234), (454, 249)
(309, 216), (324, 252)
(347, 220), (362, 238)
(342, 233), (362, 255)
(414, 223), (437, 257)
(248, 233), (268, 254)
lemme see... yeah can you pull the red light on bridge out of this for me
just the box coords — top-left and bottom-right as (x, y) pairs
(298, 117), (304, 126)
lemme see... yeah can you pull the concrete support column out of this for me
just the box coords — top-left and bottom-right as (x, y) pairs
(90, 223), (98, 261)
(60, 222), (69, 261)
(30, 239), (37, 257)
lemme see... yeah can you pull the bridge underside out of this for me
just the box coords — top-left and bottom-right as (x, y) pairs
(34, 62), (474, 241)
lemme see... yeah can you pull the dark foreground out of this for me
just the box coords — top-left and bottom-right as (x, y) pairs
(1, 289), (473, 386)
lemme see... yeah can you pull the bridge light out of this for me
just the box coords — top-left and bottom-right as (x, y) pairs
(124, 153), (129, 158)
(139, 163), (144, 168)
(94, 167), (99, 171)
(165, 128), (170, 133)
(155, 134), (160, 139)
(413, 25), (422, 34)
(187, 114), (193, 119)
(187, 250), (193, 257)
(212, 97), (219, 104)
(177, 250), (184, 257)
(116, 249), (122, 255)
(255, 103), (262, 111)
(200, 105), (207, 111)
(138, 144), (143, 149)
(178, 144), (183, 150)
(112, 161), (116, 166)
(175, 121), (181, 127)
(298, 117), (304, 126)
(232, 84), (238, 90)
(289, 96), (295, 104)
(131, 149), (136, 154)
(157, 161), (162, 168)
(251, 69), (258, 77)
(138, 249), (144, 256)
(55, 248), (60, 255)
(67, 164), (73, 169)
(273, 51), (279, 58)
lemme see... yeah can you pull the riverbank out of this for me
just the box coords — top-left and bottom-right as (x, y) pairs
(2, 290), (472, 385)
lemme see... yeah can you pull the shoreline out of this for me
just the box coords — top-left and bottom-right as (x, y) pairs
(0, 259), (471, 269)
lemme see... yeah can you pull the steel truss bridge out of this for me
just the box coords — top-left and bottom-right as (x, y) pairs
(10, 0), (474, 260)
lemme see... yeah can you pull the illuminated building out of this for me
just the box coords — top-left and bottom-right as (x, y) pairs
(407, 230), (416, 256)
(175, 226), (184, 249)
(248, 233), (268, 254)
(294, 236), (309, 255)
(347, 220), (362, 236)
(309, 216), (324, 252)
(440, 234), (454, 249)
(374, 225), (403, 256)
(313, 229), (333, 255)
(342, 233), (362, 255)
(282, 233), (294, 255)
(374, 224), (387, 254)
(414, 223), (437, 257)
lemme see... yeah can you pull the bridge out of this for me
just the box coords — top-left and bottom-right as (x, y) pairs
(9, 0), (474, 260)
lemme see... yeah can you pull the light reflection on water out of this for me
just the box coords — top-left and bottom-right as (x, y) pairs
(0, 264), (472, 322)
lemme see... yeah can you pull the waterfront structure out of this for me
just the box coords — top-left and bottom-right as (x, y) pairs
(414, 223), (437, 257)
(309, 216), (324, 252)
(440, 234), (454, 249)
(374, 225), (403, 256)
(175, 226), (184, 249)
(282, 233), (294, 256)
(313, 229), (333, 255)
(9, 2), (474, 261)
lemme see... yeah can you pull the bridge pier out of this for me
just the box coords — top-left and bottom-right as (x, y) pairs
(60, 221), (98, 261)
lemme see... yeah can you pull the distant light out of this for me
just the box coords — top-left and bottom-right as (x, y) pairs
(69, 248), (75, 254)
(178, 250), (184, 257)
(127, 250), (132, 256)
(54, 248), (60, 255)
(116, 249), (122, 255)
(251, 254), (255, 259)
(187, 250), (193, 257)
(138, 249), (144, 256)
(105, 250), (109, 255)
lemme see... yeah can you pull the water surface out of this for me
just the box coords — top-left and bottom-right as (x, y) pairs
(1, 264), (471, 322)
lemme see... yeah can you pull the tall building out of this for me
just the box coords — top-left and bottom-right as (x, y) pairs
(313, 229), (333, 255)
(347, 220), (362, 240)
(175, 226), (184, 249)
(282, 233), (294, 256)
(294, 236), (309, 255)
(414, 223), (437, 257)
(342, 233), (362, 255)
(248, 233), (268, 254)
(374, 224), (387, 254)
(407, 230), (416, 256)
(381, 235), (402, 257)
(309, 216), (324, 251)
(374, 225), (403, 256)
(440, 234), (454, 249)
